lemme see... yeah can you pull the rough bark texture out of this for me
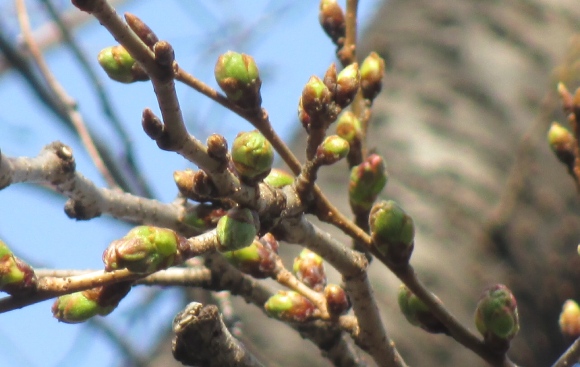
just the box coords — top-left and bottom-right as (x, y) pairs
(294, 0), (580, 365)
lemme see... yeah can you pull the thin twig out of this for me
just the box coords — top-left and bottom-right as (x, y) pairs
(39, 0), (153, 198)
(15, 0), (119, 189)
(338, 0), (358, 66)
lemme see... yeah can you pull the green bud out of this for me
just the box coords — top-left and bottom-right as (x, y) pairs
(336, 111), (362, 144)
(222, 238), (276, 279)
(0, 240), (36, 295)
(360, 52), (385, 101)
(293, 249), (326, 291)
(559, 299), (580, 338)
(335, 63), (360, 108)
(398, 284), (447, 334)
(264, 168), (294, 188)
(216, 207), (259, 252)
(183, 204), (226, 232)
(52, 292), (100, 324)
(369, 200), (414, 264)
(214, 51), (261, 109)
(475, 284), (519, 342)
(103, 226), (181, 273)
(324, 284), (350, 316)
(319, 0), (345, 45)
(548, 122), (576, 168)
(316, 135), (349, 165)
(349, 154), (388, 212)
(97, 45), (148, 83)
(300, 76), (333, 123)
(231, 130), (274, 183)
(52, 283), (131, 324)
(265, 290), (316, 322)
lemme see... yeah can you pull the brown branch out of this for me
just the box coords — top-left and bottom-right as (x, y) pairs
(338, 0), (358, 67)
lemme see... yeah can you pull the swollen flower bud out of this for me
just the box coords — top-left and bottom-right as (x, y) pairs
(475, 284), (519, 342)
(335, 63), (360, 108)
(103, 226), (183, 273)
(231, 130), (274, 183)
(52, 292), (101, 324)
(265, 290), (316, 322)
(300, 76), (333, 123)
(349, 154), (388, 212)
(97, 45), (148, 83)
(548, 122), (576, 168)
(0, 240), (36, 295)
(559, 299), (580, 338)
(319, 0), (345, 45)
(264, 168), (294, 188)
(52, 283), (131, 324)
(360, 52), (385, 101)
(214, 51), (261, 110)
(369, 200), (414, 264)
(222, 238), (277, 279)
(216, 207), (259, 252)
(293, 249), (326, 291)
(324, 284), (350, 316)
(336, 111), (362, 145)
(316, 135), (350, 165)
(398, 284), (447, 334)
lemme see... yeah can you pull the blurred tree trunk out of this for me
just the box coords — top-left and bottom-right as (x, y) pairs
(298, 0), (580, 366)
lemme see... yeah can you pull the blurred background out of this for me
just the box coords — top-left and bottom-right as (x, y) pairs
(2, 0), (580, 367)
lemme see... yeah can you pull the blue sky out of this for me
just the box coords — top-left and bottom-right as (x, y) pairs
(0, 1), (380, 366)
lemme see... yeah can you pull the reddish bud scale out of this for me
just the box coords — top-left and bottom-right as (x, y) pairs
(349, 154), (388, 212)
(360, 52), (385, 101)
(103, 226), (184, 273)
(335, 63), (360, 108)
(0, 241), (36, 295)
(214, 51), (262, 110)
(319, 0), (346, 45)
(316, 135), (350, 165)
(293, 249), (326, 291)
(324, 284), (351, 316)
(223, 239), (276, 279)
(300, 76), (333, 125)
(265, 290), (316, 322)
